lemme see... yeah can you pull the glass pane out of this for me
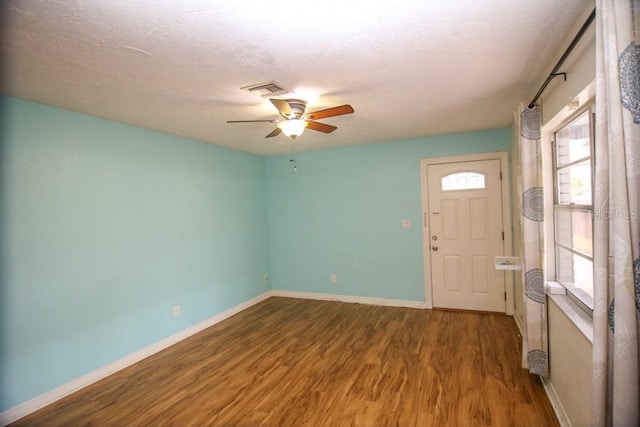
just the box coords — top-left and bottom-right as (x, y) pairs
(556, 246), (594, 309)
(557, 159), (592, 204)
(555, 209), (593, 257)
(441, 172), (485, 191)
(555, 111), (591, 167)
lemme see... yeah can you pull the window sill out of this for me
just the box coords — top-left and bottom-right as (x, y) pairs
(546, 286), (593, 344)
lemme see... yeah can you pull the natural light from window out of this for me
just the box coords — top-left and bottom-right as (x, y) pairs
(553, 109), (594, 310)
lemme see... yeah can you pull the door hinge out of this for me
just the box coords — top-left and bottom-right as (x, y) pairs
(504, 292), (507, 301)
(502, 231), (505, 240)
(499, 171), (502, 180)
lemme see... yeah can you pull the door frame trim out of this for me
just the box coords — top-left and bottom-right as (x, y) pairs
(420, 151), (514, 314)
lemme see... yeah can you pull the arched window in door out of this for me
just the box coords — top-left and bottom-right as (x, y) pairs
(441, 172), (486, 191)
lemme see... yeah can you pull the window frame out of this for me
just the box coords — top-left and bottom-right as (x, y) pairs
(550, 103), (595, 314)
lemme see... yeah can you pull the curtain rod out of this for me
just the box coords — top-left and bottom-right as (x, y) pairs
(528, 8), (596, 109)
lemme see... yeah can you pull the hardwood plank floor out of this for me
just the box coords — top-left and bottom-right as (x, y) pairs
(11, 297), (558, 426)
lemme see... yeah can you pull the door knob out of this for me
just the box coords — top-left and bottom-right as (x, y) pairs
(432, 246), (438, 251)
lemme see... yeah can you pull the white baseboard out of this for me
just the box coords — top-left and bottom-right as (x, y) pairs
(272, 289), (427, 309)
(514, 313), (567, 425)
(513, 312), (525, 336)
(540, 375), (572, 427)
(0, 291), (274, 426)
(2, 290), (424, 424)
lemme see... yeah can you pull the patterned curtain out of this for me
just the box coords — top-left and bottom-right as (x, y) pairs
(592, 0), (640, 425)
(517, 103), (548, 376)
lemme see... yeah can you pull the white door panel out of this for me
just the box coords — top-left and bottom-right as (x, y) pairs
(427, 159), (505, 312)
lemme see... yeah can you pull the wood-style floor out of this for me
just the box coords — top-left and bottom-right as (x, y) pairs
(12, 297), (558, 426)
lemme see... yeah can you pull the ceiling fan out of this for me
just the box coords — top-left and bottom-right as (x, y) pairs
(227, 98), (354, 139)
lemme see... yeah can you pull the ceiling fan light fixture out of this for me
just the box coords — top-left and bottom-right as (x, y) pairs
(277, 119), (307, 139)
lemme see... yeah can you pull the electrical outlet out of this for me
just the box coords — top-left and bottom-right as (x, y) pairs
(330, 274), (337, 284)
(172, 305), (180, 317)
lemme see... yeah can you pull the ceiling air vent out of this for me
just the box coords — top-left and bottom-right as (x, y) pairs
(241, 81), (292, 98)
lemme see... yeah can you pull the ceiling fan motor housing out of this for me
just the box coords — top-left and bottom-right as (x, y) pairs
(282, 99), (307, 119)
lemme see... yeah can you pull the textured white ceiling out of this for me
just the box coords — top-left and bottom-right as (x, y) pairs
(1, 0), (590, 156)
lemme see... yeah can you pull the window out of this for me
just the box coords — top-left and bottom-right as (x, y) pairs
(552, 108), (594, 311)
(441, 172), (486, 191)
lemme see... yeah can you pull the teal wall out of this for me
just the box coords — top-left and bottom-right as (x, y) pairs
(0, 95), (511, 413)
(0, 97), (270, 411)
(266, 130), (511, 302)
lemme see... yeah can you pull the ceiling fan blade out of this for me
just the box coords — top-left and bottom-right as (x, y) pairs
(303, 105), (354, 121)
(306, 120), (337, 133)
(227, 119), (276, 123)
(265, 127), (282, 138)
(270, 99), (293, 117)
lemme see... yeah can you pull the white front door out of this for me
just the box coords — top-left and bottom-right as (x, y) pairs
(426, 159), (506, 312)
